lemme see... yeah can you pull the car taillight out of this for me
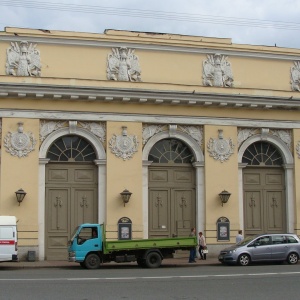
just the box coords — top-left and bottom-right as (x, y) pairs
(15, 242), (18, 251)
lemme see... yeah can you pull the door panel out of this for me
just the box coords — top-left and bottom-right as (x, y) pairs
(243, 168), (286, 236)
(174, 189), (194, 237)
(45, 164), (97, 260)
(149, 189), (170, 238)
(266, 191), (285, 232)
(244, 190), (263, 233)
(148, 165), (195, 238)
(46, 188), (70, 260)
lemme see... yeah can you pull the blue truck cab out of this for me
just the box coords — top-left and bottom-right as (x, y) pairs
(68, 223), (102, 263)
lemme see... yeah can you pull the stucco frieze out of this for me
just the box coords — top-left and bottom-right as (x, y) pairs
(238, 128), (292, 150)
(40, 120), (66, 142)
(4, 122), (37, 158)
(40, 120), (106, 145)
(291, 61), (300, 91)
(78, 122), (106, 143)
(203, 54), (234, 87)
(142, 125), (163, 145)
(142, 124), (203, 148)
(5, 41), (41, 77)
(109, 126), (139, 160)
(207, 129), (235, 163)
(107, 47), (142, 82)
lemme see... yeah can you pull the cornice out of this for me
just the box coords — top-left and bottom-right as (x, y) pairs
(0, 82), (300, 111)
(1, 35), (300, 61)
(0, 108), (299, 129)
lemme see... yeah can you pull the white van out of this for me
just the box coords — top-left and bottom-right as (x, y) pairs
(0, 216), (18, 262)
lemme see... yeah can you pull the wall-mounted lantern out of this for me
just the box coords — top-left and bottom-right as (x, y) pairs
(15, 188), (26, 205)
(120, 189), (132, 207)
(219, 190), (231, 206)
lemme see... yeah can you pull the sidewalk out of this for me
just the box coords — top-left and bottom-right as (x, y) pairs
(0, 257), (219, 269)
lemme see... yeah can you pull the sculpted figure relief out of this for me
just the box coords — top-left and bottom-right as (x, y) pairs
(291, 61), (300, 91)
(107, 47), (142, 82)
(203, 53), (233, 87)
(6, 41), (41, 77)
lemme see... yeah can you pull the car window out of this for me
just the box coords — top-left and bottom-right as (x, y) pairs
(272, 235), (286, 244)
(286, 236), (298, 243)
(255, 236), (270, 246)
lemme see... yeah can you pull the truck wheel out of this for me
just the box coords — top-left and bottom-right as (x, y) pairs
(145, 252), (162, 268)
(85, 253), (100, 269)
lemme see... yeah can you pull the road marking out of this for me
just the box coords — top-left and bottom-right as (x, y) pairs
(1, 271), (300, 281)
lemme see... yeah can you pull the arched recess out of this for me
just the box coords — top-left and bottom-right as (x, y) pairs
(238, 134), (294, 233)
(142, 130), (205, 238)
(38, 127), (106, 260)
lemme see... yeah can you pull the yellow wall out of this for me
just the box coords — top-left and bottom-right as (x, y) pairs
(204, 125), (239, 243)
(1, 118), (39, 246)
(106, 121), (143, 239)
(0, 28), (298, 95)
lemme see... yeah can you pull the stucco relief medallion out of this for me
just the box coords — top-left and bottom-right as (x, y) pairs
(107, 47), (142, 82)
(207, 129), (234, 163)
(203, 53), (234, 87)
(4, 122), (37, 158)
(109, 126), (139, 160)
(291, 61), (300, 91)
(296, 141), (300, 159)
(6, 41), (41, 77)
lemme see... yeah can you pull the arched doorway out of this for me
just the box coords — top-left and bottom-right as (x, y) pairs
(242, 141), (286, 235)
(45, 135), (98, 260)
(148, 138), (196, 238)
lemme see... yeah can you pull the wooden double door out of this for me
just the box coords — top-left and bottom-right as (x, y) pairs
(243, 168), (286, 236)
(45, 164), (98, 260)
(148, 165), (195, 238)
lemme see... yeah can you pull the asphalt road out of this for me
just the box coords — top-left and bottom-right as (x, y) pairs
(1, 263), (300, 300)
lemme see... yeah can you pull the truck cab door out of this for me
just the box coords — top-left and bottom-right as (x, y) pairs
(75, 226), (101, 261)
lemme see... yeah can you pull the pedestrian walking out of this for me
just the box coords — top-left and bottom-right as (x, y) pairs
(198, 231), (207, 260)
(236, 230), (244, 243)
(188, 227), (197, 263)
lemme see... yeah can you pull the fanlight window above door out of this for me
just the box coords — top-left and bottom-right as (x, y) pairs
(47, 135), (96, 161)
(242, 141), (283, 166)
(148, 139), (194, 163)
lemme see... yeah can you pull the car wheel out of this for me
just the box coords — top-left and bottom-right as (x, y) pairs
(84, 253), (100, 269)
(287, 252), (299, 265)
(145, 252), (162, 268)
(238, 254), (251, 266)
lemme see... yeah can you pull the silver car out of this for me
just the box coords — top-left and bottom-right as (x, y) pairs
(218, 233), (300, 266)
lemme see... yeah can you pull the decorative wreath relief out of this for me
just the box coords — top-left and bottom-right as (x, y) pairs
(4, 122), (37, 158)
(207, 129), (234, 163)
(109, 126), (139, 160)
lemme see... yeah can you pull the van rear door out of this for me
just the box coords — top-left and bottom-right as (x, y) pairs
(0, 225), (18, 262)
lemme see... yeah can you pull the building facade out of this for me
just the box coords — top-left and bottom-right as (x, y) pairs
(1, 27), (300, 260)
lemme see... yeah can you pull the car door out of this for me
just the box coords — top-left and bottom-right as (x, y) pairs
(271, 235), (288, 260)
(250, 236), (272, 261)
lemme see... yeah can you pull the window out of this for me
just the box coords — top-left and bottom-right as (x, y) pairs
(242, 142), (283, 166)
(148, 139), (194, 163)
(47, 135), (96, 162)
(255, 236), (270, 246)
(272, 236), (286, 244)
(286, 236), (298, 244)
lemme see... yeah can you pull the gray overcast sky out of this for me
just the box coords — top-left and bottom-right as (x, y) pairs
(1, 0), (300, 49)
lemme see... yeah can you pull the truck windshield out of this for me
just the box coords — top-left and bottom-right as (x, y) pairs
(70, 226), (79, 241)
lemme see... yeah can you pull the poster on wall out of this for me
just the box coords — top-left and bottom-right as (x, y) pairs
(217, 217), (230, 241)
(118, 217), (132, 240)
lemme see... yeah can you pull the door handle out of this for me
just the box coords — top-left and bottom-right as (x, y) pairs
(94, 244), (99, 247)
